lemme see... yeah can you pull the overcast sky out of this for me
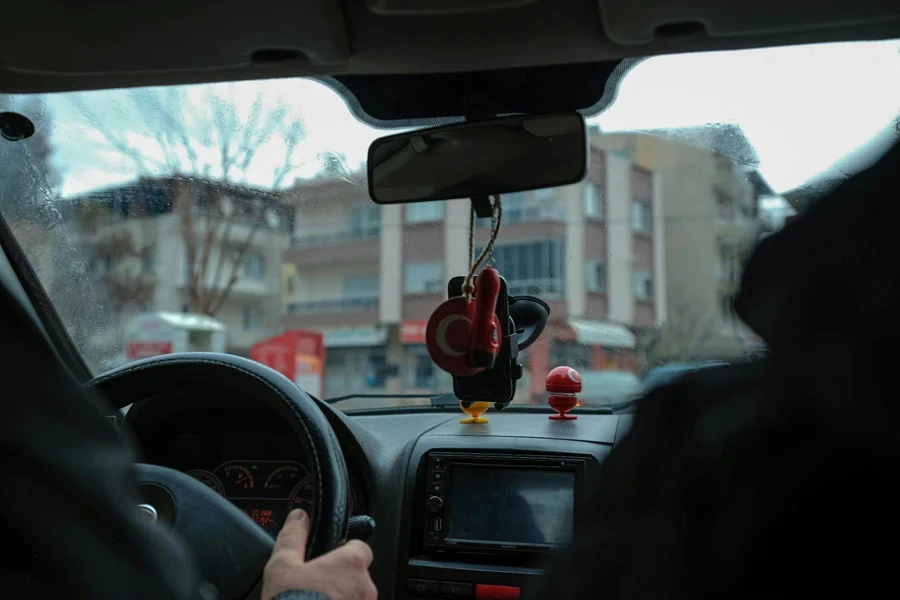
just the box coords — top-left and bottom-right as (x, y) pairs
(32, 38), (900, 196)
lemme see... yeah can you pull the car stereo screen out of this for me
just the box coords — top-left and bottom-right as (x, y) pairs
(447, 467), (575, 546)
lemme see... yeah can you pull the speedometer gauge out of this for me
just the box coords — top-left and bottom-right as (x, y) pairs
(186, 469), (225, 496)
(288, 477), (315, 514)
(288, 477), (357, 516)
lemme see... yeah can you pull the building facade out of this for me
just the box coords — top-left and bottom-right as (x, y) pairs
(281, 135), (670, 403)
(591, 125), (774, 360)
(65, 177), (289, 361)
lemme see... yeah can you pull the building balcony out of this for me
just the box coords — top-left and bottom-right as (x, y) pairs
(285, 225), (381, 266)
(291, 225), (380, 248)
(175, 273), (275, 297)
(505, 278), (565, 297)
(281, 295), (380, 329)
(287, 295), (379, 315)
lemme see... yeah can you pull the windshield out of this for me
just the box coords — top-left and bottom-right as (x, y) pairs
(2, 40), (898, 411)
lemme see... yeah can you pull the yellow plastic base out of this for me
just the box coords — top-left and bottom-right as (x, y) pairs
(459, 401), (490, 424)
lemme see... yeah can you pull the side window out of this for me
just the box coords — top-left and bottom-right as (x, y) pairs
(632, 202), (652, 233)
(405, 201), (444, 224)
(633, 271), (654, 300)
(584, 183), (605, 219)
(342, 273), (380, 297)
(243, 305), (264, 330)
(586, 261), (607, 292)
(243, 253), (266, 280)
(404, 262), (443, 293)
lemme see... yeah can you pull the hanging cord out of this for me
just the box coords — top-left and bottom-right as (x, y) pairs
(462, 194), (503, 302)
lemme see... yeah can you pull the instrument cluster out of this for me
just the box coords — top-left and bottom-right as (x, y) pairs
(186, 460), (359, 533)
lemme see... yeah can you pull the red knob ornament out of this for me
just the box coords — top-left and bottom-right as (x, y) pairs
(546, 366), (582, 420)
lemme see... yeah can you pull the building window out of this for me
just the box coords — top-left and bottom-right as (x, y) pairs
(633, 271), (654, 300)
(364, 352), (388, 389)
(405, 346), (436, 390)
(716, 191), (735, 221)
(478, 191), (564, 226)
(405, 262), (443, 294)
(243, 305), (264, 330)
(632, 202), (652, 234)
(285, 275), (296, 297)
(586, 261), (607, 292)
(141, 248), (155, 275)
(584, 182), (605, 219)
(349, 205), (381, 239)
(715, 153), (735, 174)
(243, 253), (266, 280)
(482, 239), (564, 296)
(326, 347), (387, 396)
(406, 201), (443, 224)
(342, 273), (380, 298)
(631, 166), (653, 202)
(550, 342), (592, 371)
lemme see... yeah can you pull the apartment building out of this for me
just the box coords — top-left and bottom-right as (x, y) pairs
(591, 124), (775, 360)
(65, 176), (289, 360)
(282, 139), (667, 402)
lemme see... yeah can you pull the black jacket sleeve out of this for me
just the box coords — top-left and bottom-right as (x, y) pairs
(0, 281), (202, 600)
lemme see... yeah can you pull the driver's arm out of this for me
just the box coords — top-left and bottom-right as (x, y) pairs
(262, 510), (377, 600)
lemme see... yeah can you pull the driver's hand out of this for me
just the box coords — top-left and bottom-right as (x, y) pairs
(262, 509), (377, 600)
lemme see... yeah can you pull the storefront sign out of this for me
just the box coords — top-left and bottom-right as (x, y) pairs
(324, 327), (386, 348)
(401, 320), (428, 344)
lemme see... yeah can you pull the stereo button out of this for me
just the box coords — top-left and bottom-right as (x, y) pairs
(440, 582), (474, 598)
(427, 496), (444, 512)
(476, 584), (520, 599)
(407, 579), (439, 595)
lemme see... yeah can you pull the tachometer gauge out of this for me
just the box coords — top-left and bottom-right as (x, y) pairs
(264, 464), (309, 495)
(186, 469), (225, 496)
(288, 477), (357, 516)
(222, 464), (254, 491)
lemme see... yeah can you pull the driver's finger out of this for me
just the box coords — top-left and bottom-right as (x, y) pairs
(273, 509), (310, 561)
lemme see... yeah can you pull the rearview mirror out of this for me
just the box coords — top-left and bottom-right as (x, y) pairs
(367, 113), (587, 204)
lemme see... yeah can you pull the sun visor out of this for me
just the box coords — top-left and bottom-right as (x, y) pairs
(599, 0), (900, 45)
(0, 0), (349, 86)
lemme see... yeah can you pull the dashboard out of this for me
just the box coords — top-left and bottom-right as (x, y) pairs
(124, 391), (633, 600)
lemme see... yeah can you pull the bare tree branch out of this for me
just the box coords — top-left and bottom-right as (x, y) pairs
(206, 209), (236, 312)
(174, 181), (201, 311)
(76, 86), (307, 316)
(195, 197), (224, 312)
(273, 120), (305, 188)
(69, 96), (162, 173)
(210, 203), (266, 315)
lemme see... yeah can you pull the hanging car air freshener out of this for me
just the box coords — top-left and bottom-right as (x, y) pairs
(425, 195), (508, 422)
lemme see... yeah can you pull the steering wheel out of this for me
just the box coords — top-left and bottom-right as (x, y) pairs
(88, 353), (350, 600)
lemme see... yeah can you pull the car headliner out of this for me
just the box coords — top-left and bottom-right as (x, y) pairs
(1, 0), (899, 124)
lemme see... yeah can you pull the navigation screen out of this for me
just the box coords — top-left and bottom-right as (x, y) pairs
(447, 467), (575, 546)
